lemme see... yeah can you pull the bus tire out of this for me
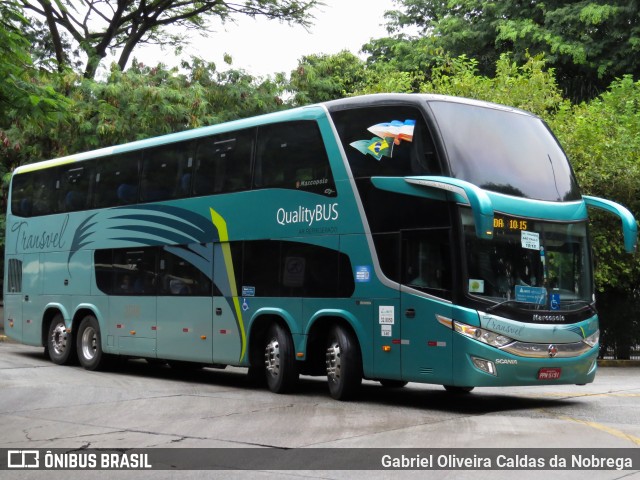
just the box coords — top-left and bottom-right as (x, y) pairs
(380, 379), (408, 388)
(47, 313), (76, 365)
(326, 324), (362, 400)
(263, 323), (298, 394)
(76, 315), (106, 371)
(444, 385), (474, 394)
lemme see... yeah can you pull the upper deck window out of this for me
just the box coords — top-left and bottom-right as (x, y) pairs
(331, 106), (441, 179)
(429, 101), (581, 201)
(254, 121), (336, 197)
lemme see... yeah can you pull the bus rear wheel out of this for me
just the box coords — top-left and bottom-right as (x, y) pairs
(47, 314), (76, 365)
(263, 323), (298, 394)
(326, 325), (362, 400)
(76, 315), (107, 371)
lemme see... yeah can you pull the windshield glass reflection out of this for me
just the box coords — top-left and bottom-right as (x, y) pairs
(462, 209), (593, 311)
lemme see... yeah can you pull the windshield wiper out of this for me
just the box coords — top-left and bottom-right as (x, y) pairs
(486, 299), (524, 313)
(563, 300), (597, 315)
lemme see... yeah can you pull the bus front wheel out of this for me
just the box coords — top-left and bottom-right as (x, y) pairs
(76, 315), (107, 371)
(263, 323), (298, 394)
(326, 325), (362, 400)
(47, 314), (76, 365)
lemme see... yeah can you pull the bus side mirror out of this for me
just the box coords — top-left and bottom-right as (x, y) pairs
(370, 176), (495, 240)
(583, 195), (638, 254)
(405, 176), (495, 240)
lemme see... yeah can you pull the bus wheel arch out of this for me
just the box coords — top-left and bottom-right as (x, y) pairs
(247, 314), (299, 393)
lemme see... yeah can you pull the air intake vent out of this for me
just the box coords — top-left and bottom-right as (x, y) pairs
(419, 367), (434, 375)
(7, 258), (22, 293)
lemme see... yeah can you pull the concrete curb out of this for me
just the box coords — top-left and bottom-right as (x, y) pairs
(597, 359), (640, 367)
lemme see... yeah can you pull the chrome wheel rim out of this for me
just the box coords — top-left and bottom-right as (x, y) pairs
(264, 337), (280, 377)
(51, 323), (68, 356)
(326, 341), (341, 383)
(81, 326), (97, 361)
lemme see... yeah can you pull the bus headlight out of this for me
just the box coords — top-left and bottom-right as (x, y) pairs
(583, 330), (600, 348)
(454, 322), (513, 348)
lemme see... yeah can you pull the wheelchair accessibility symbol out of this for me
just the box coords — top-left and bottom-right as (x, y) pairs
(550, 293), (561, 311)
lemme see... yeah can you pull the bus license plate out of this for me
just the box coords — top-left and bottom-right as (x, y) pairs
(538, 368), (561, 380)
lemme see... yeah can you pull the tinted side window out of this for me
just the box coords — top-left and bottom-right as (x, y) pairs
(94, 249), (113, 293)
(402, 229), (452, 300)
(232, 240), (354, 298)
(241, 241), (282, 297)
(280, 241), (355, 297)
(141, 142), (193, 202)
(158, 245), (212, 296)
(95, 248), (157, 295)
(254, 121), (336, 196)
(93, 152), (140, 208)
(11, 173), (33, 217)
(194, 129), (254, 195)
(331, 106), (440, 179)
(357, 180), (451, 233)
(30, 169), (59, 216)
(59, 166), (92, 212)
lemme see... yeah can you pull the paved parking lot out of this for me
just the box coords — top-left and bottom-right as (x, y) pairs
(1, 339), (639, 479)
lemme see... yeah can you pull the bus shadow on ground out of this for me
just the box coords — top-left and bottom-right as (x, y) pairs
(15, 349), (579, 415)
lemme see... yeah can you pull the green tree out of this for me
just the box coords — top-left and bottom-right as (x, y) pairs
(288, 51), (368, 105)
(9, 59), (289, 163)
(0, 1), (69, 185)
(21, 0), (319, 79)
(549, 76), (640, 358)
(385, 0), (640, 101)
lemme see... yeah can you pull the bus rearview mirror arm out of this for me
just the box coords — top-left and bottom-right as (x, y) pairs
(405, 176), (495, 240)
(583, 195), (638, 254)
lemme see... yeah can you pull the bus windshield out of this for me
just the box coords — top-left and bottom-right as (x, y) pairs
(429, 101), (581, 202)
(461, 209), (593, 312)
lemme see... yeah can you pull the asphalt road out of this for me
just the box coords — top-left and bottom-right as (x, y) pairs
(1, 340), (639, 479)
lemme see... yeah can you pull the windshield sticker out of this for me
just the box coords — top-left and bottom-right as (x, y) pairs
(515, 285), (547, 305)
(550, 292), (561, 310)
(469, 279), (485, 294)
(349, 119), (416, 160)
(521, 230), (540, 250)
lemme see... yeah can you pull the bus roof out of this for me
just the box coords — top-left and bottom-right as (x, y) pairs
(323, 93), (535, 118)
(14, 93), (535, 175)
(14, 103), (328, 175)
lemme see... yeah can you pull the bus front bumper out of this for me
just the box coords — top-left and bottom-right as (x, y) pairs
(451, 334), (599, 387)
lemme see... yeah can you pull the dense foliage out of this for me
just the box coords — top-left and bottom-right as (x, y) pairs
(1, 1), (638, 357)
(383, 0), (640, 102)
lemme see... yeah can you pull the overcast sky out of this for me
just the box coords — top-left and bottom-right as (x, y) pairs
(130, 0), (396, 77)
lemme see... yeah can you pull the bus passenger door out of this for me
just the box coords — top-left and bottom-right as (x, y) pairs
(109, 248), (157, 358)
(400, 229), (454, 384)
(156, 245), (213, 364)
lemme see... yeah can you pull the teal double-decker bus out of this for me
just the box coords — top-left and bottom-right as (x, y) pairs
(4, 94), (637, 400)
